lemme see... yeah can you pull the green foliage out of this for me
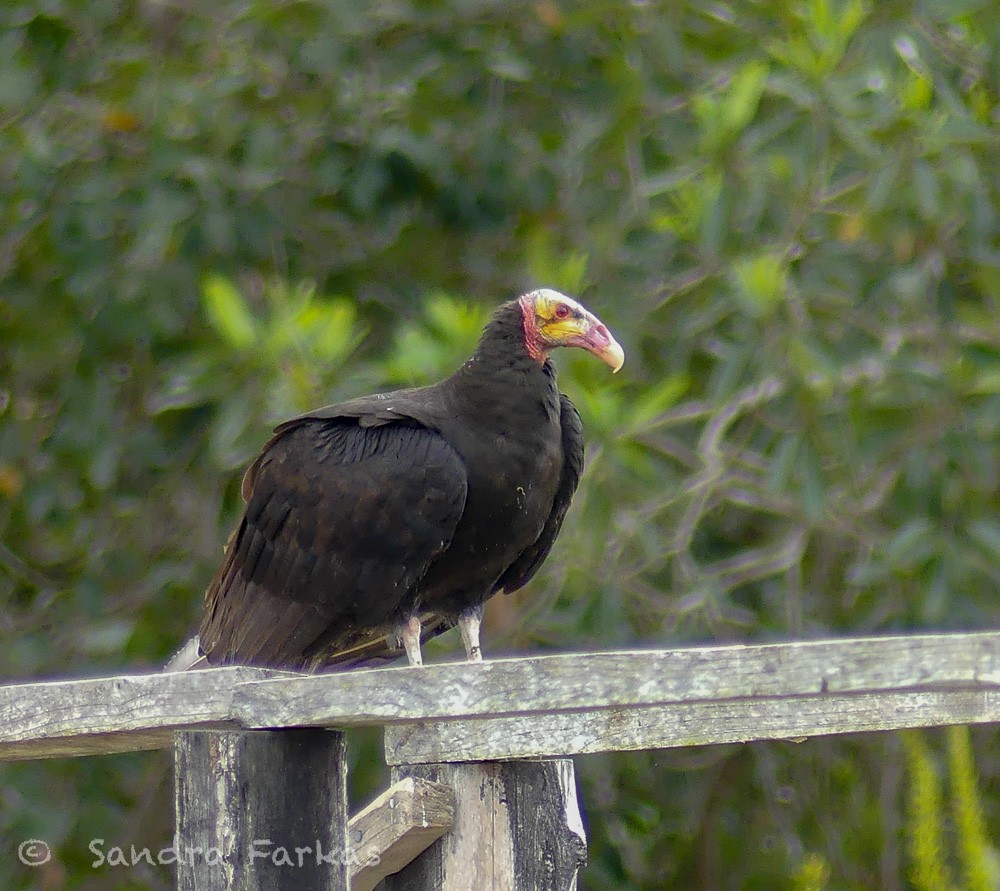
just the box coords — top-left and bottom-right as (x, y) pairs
(1, 0), (1000, 888)
(382, 294), (489, 385)
(692, 61), (771, 154)
(903, 730), (955, 891)
(947, 726), (997, 891)
(792, 853), (832, 891)
(729, 251), (789, 316)
(202, 275), (259, 350)
(902, 728), (1000, 891)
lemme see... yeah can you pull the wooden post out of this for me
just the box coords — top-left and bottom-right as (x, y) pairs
(384, 759), (587, 890)
(174, 729), (348, 891)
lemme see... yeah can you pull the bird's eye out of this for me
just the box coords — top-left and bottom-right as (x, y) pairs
(554, 304), (571, 320)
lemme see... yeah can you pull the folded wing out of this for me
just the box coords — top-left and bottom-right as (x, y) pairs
(199, 416), (468, 669)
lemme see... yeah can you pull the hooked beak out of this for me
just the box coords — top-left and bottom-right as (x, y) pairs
(571, 311), (625, 373)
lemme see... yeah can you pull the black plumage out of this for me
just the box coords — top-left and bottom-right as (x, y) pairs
(198, 289), (623, 669)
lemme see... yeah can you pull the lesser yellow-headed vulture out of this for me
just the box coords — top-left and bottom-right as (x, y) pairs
(197, 289), (623, 669)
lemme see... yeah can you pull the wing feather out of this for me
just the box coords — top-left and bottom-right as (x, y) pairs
(317, 393), (585, 667)
(494, 393), (584, 594)
(200, 416), (467, 668)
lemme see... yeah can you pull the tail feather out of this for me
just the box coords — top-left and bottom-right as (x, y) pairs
(165, 611), (454, 673)
(163, 636), (207, 672)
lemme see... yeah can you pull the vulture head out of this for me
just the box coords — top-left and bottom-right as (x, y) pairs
(519, 288), (625, 372)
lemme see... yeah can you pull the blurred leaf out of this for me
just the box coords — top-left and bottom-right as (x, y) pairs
(383, 294), (488, 384)
(293, 300), (361, 365)
(202, 275), (258, 349)
(883, 519), (937, 571)
(967, 520), (1000, 563)
(626, 375), (690, 433)
(969, 367), (1000, 395)
(792, 853), (831, 891)
(694, 61), (769, 151)
(730, 251), (789, 315)
(721, 61), (770, 137)
(526, 232), (590, 294)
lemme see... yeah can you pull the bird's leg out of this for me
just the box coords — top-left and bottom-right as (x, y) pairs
(396, 614), (423, 666)
(458, 605), (484, 662)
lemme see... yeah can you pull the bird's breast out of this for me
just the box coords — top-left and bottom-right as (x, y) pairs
(466, 422), (562, 533)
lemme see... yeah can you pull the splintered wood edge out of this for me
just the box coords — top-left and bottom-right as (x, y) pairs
(348, 777), (455, 891)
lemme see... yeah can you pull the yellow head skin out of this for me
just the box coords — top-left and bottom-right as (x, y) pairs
(519, 288), (625, 372)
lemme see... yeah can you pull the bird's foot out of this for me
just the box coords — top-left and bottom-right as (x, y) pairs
(397, 615), (423, 666)
(458, 607), (484, 663)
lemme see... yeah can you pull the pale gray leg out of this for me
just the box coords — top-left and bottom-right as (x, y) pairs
(458, 606), (484, 662)
(396, 615), (423, 666)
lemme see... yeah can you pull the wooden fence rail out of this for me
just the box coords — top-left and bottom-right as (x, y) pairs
(4, 631), (1000, 888)
(3, 631), (1000, 762)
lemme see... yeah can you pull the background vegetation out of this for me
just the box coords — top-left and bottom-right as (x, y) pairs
(1, 0), (999, 887)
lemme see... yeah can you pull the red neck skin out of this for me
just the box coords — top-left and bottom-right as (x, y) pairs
(519, 296), (549, 365)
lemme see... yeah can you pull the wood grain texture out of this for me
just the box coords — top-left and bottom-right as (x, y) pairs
(0, 666), (289, 760)
(348, 777), (455, 891)
(3, 632), (1000, 761)
(384, 760), (586, 891)
(384, 689), (1000, 764)
(174, 729), (347, 891)
(233, 631), (1000, 729)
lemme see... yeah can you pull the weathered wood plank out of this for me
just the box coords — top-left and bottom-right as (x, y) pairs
(384, 688), (1000, 764)
(348, 778), (455, 891)
(0, 667), (288, 761)
(3, 633), (1000, 760)
(232, 632), (1000, 730)
(384, 760), (586, 891)
(175, 729), (348, 891)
